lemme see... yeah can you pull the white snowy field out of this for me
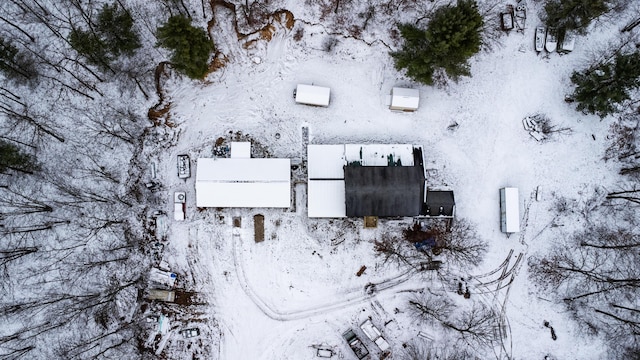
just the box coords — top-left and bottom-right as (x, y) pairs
(154, 2), (628, 359)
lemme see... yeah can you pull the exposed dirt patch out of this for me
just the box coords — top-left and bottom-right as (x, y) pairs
(148, 103), (172, 126)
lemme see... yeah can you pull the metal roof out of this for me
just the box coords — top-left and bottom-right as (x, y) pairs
(344, 166), (425, 217)
(425, 190), (455, 217)
(196, 158), (291, 208)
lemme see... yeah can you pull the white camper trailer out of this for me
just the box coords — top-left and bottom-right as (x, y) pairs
(389, 87), (420, 111)
(500, 187), (520, 233)
(294, 84), (330, 107)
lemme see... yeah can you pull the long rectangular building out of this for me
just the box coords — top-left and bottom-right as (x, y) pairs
(196, 157), (291, 208)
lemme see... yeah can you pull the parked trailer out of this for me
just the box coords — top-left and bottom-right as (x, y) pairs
(295, 84), (330, 107)
(500, 187), (520, 233)
(342, 329), (369, 359)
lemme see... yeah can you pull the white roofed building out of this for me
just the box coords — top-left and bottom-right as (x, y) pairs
(295, 84), (331, 107)
(307, 144), (425, 218)
(196, 143), (291, 208)
(389, 87), (420, 111)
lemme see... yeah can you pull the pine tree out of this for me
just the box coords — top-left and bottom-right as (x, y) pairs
(156, 15), (214, 79)
(0, 38), (37, 81)
(544, 0), (617, 34)
(68, 3), (140, 68)
(0, 140), (39, 175)
(69, 28), (111, 68)
(391, 0), (483, 85)
(570, 51), (640, 118)
(96, 3), (140, 57)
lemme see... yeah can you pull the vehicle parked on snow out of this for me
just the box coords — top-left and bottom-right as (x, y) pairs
(535, 26), (545, 53)
(180, 328), (200, 338)
(177, 154), (190, 179)
(545, 27), (558, 52)
(174, 191), (186, 221)
(558, 30), (575, 54)
(342, 329), (369, 359)
(360, 319), (390, 352)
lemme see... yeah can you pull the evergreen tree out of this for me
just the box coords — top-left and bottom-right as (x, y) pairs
(96, 4), (140, 57)
(544, 0), (618, 34)
(0, 38), (37, 82)
(69, 28), (111, 68)
(570, 51), (640, 118)
(68, 3), (140, 68)
(391, 0), (483, 85)
(156, 15), (213, 79)
(0, 140), (39, 174)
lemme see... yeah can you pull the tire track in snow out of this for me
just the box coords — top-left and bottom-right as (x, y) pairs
(231, 231), (415, 321)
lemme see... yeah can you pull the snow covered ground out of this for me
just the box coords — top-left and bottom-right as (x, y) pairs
(152, 1), (628, 359)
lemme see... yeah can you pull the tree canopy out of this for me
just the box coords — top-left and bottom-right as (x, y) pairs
(0, 37), (37, 82)
(543, 0), (620, 34)
(391, 0), (483, 85)
(68, 3), (140, 68)
(156, 15), (214, 79)
(570, 51), (640, 118)
(0, 140), (39, 174)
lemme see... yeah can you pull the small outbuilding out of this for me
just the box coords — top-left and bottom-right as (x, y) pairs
(295, 84), (330, 107)
(499, 187), (520, 233)
(389, 87), (420, 112)
(424, 190), (455, 218)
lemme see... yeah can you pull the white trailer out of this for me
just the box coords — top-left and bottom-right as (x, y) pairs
(295, 84), (330, 107)
(389, 87), (420, 111)
(500, 187), (520, 233)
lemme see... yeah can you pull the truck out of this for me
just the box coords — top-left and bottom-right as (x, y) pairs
(360, 319), (390, 352)
(342, 329), (369, 359)
(177, 154), (190, 179)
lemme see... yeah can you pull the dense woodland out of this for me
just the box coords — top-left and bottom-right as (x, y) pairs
(0, 0), (638, 359)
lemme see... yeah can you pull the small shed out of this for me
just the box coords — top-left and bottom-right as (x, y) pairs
(499, 187), (520, 233)
(425, 190), (455, 218)
(390, 87), (420, 112)
(295, 84), (330, 107)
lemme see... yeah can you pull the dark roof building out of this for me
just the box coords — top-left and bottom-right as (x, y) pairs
(344, 165), (425, 217)
(424, 190), (455, 217)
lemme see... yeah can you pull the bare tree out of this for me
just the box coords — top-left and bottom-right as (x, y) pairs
(409, 291), (499, 354)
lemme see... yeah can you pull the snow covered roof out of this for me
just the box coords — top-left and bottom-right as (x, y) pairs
(230, 142), (251, 158)
(308, 180), (346, 218)
(390, 87), (419, 111)
(307, 144), (424, 217)
(196, 158), (291, 208)
(307, 144), (346, 179)
(295, 84), (330, 107)
(344, 144), (415, 166)
(500, 187), (520, 233)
